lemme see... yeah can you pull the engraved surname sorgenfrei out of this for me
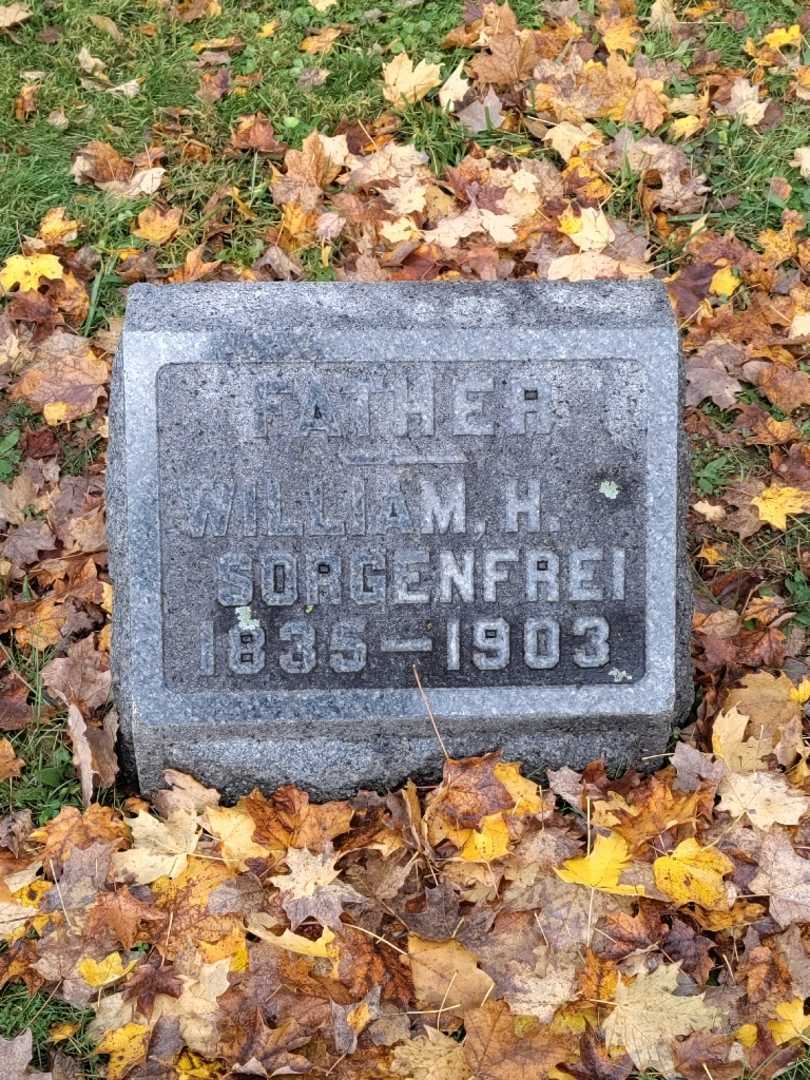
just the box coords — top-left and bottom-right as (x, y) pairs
(198, 544), (628, 677)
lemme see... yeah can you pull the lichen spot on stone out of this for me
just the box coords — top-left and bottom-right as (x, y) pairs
(609, 668), (633, 683)
(599, 479), (620, 500)
(236, 605), (260, 631)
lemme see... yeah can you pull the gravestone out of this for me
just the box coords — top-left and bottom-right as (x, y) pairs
(109, 280), (691, 799)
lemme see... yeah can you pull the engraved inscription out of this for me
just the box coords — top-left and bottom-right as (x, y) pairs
(158, 360), (647, 692)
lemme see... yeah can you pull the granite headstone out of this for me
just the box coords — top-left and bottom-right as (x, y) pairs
(109, 280), (691, 798)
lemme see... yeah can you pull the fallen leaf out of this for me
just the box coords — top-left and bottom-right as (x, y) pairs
(0, 254), (63, 293)
(111, 810), (200, 885)
(78, 951), (135, 988)
(38, 207), (79, 246)
(409, 935), (494, 1012)
(715, 78), (768, 127)
(752, 485), (810, 530)
(0, 738), (24, 780)
(269, 845), (363, 928)
(712, 705), (768, 772)
(768, 998), (810, 1045)
(438, 60), (470, 111)
(95, 1023), (149, 1080)
(77, 46), (107, 79)
(300, 26), (342, 54)
(9, 332), (107, 425)
(230, 113), (285, 154)
(392, 1027), (470, 1080)
(463, 1000), (569, 1079)
(750, 833), (810, 927)
(603, 963), (721, 1075)
(202, 805), (267, 870)
(383, 53), (443, 110)
(762, 24), (802, 50)
(88, 14), (123, 42)
(709, 266), (740, 297)
(717, 770), (810, 829)
(653, 838), (733, 909)
(0, 3), (30, 30)
(790, 147), (810, 180)
(648, 0), (676, 32)
(556, 832), (642, 895)
(558, 205), (615, 252)
(132, 206), (182, 245)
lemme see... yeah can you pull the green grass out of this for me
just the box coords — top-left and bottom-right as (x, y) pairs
(0, 983), (99, 1074)
(0, 0), (470, 258)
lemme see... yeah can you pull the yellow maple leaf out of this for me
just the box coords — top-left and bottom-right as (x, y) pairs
(43, 402), (73, 426)
(494, 760), (543, 816)
(96, 1024), (149, 1080)
(49, 1021), (80, 1043)
(14, 597), (63, 650)
(175, 1051), (227, 1078)
(709, 266), (740, 297)
(762, 24), (802, 50)
(752, 485), (810, 530)
(0, 253), (63, 293)
(768, 998), (810, 1045)
(601, 16), (640, 54)
(79, 951), (136, 988)
(790, 678), (810, 705)
(460, 812), (510, 862)
(653, 838), (733, 909)
(132, 205), (182, 245)
(556, 832), (643, 895)
(736, 1023), (758, 1048)
(670, 115), (702, 140)
(111, 809), (200, 885)
(712, 704), (765, 772)
(38, 207), (79, 246)
(247, 914), (338, 959)
(697, 542), (726, 565)
(380, 217), (421, 244)
(300, 25), (342, 54)
(257, 19), (278, 38)
(202, 804), (267, 871)
(382, 52), (442, 110)
(199, 925), (248, 971)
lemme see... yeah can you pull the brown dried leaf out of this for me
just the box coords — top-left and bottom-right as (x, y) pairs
(463, 1000), (569, 1079)
(0, 738), (24, 781)
(9, 332), (107, 425)
(409, 935), (494, 1013)
(230, 113), (286, 154)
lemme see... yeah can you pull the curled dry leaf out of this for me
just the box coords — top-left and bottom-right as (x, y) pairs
(0, 3), (30, 30)
(0, 737), (24, 780)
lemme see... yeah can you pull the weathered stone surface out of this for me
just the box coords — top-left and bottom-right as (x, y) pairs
(109, 281), (691, 799)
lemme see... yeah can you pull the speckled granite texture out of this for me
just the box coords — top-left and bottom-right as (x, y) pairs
(108, 281), (692, 799)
